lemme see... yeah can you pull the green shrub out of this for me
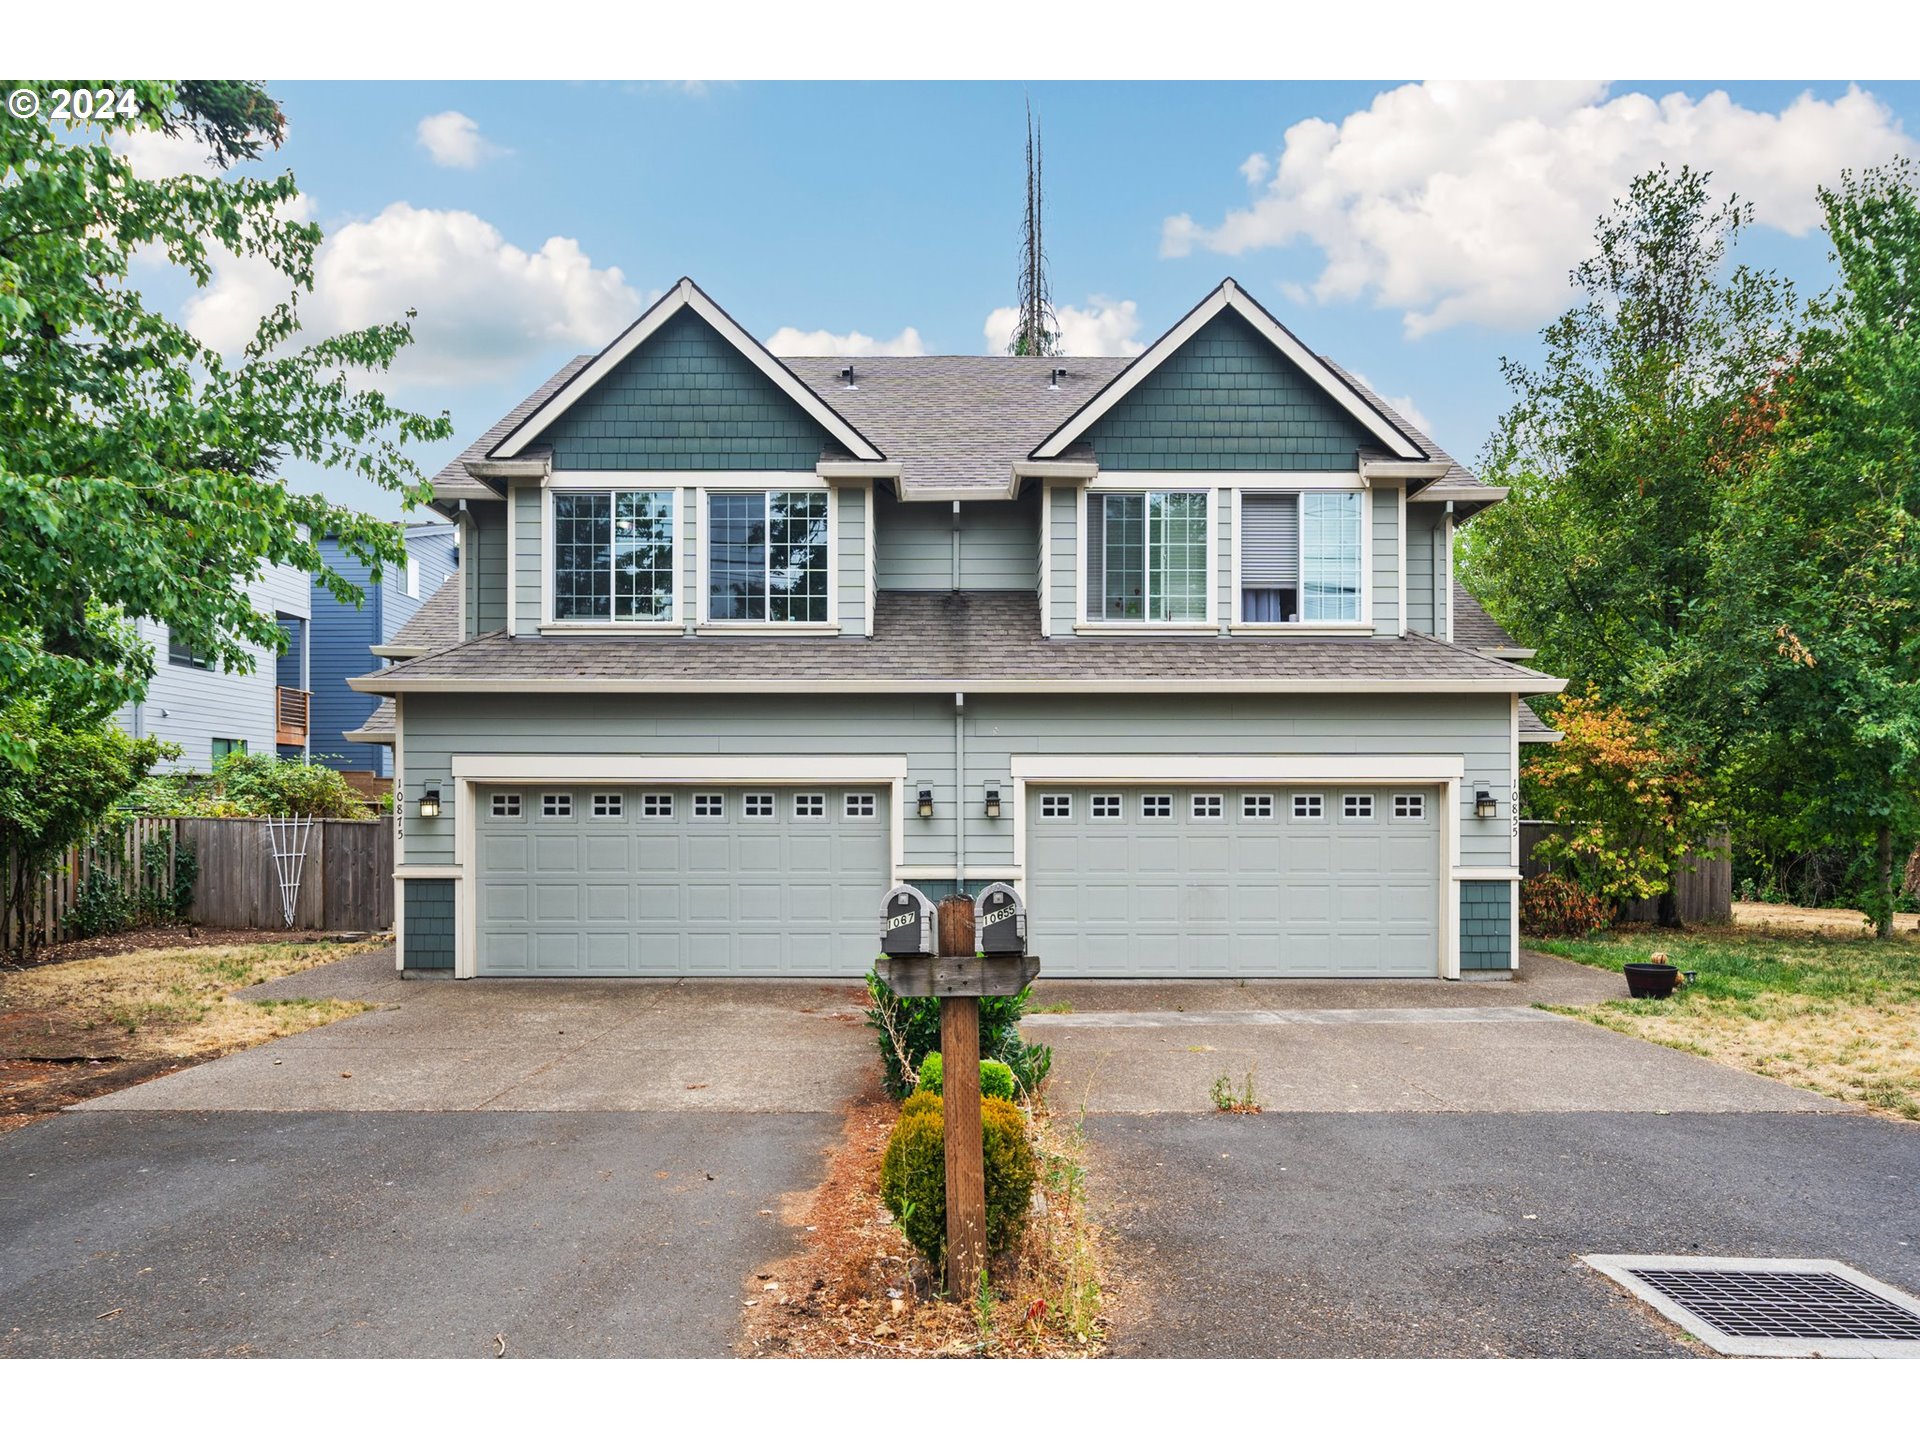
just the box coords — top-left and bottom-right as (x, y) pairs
(915, 1051), (1016, 1101)
(878, 1092), (1037, 1269)
(130, 752), (371, 819)
(68, 866), (133, 938)
(980, 1059), (1015, 1100)
(864, 971), (1054, 1099)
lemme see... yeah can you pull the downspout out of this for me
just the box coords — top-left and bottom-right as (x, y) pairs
(955, 691), (967, 896)
(1442, 500), (1455, 644)
(950, 500), (962, 591)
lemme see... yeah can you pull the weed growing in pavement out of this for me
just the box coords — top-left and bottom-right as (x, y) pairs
(1210, 1070), (1261, 1113)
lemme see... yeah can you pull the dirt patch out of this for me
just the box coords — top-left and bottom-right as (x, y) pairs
(739, 1080), (1112, 1358)
(5, 924), (380, 973)
(1732, 902), (1918, 935)
(0, 936), (386, 1129)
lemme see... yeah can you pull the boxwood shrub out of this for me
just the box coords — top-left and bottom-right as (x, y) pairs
(878, 1093), (1037, 1269)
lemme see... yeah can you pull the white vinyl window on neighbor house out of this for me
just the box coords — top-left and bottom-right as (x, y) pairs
(1085, 491), (1209, 623)
(707, 490), (830, 623)
(1238, 490), (1364, 623)
(552, 489), (676, 622)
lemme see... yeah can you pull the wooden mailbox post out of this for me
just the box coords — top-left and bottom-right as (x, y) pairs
(877, 886), (1039, 1300)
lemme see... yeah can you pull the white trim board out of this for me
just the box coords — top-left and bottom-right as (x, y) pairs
(1030, 278), (1425, 463)
(488, 277), (883, 464)
(357, 674), (1568, 698)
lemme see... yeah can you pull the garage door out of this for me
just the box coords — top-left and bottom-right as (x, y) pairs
(475, 785), (888, 976)
(1025, 785), (1440, 978)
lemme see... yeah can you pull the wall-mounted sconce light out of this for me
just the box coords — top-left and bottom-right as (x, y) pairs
(984, 786), (1002, 820)
(916, 788), (934, 819)
(419, 788), (442, 819)
(1474, 788), (1497, 820)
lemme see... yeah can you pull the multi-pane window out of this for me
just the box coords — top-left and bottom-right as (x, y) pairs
(1192, 793), (1224, 819)
(1393, 793), (1426, 820)
(1239, 490), (1364, 623)
(641, 793), (674, 818)
(1243, 793), (1274, 819)
(708, 490), (829, 623)
(794, 793), (825, 818)
(168, 631), (212, 669)
(553, 490), (675, 621)
(1040, 794), (1072, 819)
(1343, 793), (1374, 820)
(744, 792), (775, 818)
(1087, 491), (1209, 623)
(1091, 794), (1123, 820)
(491, 792), (522, 818)
(592, 793), (623, 818)
(1293, 793), (1324, 819)
(693, 793), (724, 818)
(1141, 793), (1173, 818)
(844, 793), (876, 818)
(542, 792), (573, 818)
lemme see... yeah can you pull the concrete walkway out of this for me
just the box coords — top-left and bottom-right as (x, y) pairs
(1028, 953), (1850, 1115)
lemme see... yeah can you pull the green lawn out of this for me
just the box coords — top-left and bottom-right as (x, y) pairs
(1530, 927), (1920, 1119)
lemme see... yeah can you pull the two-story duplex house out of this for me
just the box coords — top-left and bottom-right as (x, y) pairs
(119, 558), (313, 770)
(353, 277), (1564, 980)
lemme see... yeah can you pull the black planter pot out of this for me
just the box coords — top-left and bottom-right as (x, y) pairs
(1623, 963), (1680, 999)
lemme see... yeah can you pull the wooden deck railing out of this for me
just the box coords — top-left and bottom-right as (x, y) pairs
(275, 686), (310, 747)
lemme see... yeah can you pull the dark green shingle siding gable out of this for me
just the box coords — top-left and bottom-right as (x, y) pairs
(402, 878), (455, 971)
(544, 310), (831, 470)
(1088, 311), (1376, 471)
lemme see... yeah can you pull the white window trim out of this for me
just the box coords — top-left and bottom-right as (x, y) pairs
(1228, 482), (1374, 630)
(695, 481), (840, 631)
(540, 477), (683, 631)
(1006, 755), (1463, 979)
(1078, 485), (1217, 628)
(447, 754), (910, 979)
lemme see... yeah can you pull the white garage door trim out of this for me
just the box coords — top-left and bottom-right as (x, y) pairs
(447, 754), (908, 978)
(1009, 755), (1463, 978)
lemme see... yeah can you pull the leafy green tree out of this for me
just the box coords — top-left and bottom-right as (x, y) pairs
(0, 80), (451, 766)
(0, 703), (173, 955)
(1461, 165), (1796, 719)
(129, 749), (372, 819)
(1699, 161), (1920, 936)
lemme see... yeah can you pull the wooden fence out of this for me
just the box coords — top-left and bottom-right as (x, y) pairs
(4, 816), (393, 953)
(1519, 821), (1732, 925)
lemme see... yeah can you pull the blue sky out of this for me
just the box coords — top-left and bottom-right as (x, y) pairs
(133, 80), (1920, 518)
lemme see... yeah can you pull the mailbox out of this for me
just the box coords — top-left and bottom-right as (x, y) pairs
(973, 882), (1027, 957)
(880, 883), (936, 958)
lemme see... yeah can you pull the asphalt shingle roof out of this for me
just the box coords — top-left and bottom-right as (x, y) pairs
(346, 696), (395, 742)
(430, 356), (591, 495)
(355, 591), (1557, 694)
(388, 576), (463, 652)
(1319, 360), (1483, 488)
(1451, 581), (1523, 652)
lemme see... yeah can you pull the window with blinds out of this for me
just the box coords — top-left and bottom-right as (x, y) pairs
(1239, 490), (1363, 623)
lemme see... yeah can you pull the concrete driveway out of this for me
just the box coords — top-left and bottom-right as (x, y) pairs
(0, 951), (874, 1357)
(1027, 954), (1919, 1357)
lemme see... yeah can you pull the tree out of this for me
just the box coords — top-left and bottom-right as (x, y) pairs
(1699, 161), (1920, 936)
(0, 80), (452, 767)
(1005, 100), (1059, 358)
(1522, 695), (1715, 914)
(0, 703), (173, 956)
(1461, 166), (1796, 720)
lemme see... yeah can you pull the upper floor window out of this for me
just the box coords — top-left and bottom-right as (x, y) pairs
(1239, 490), (1363, 624)
(553, 490), (675, 622)
(1086, 491), (1208, 623)
(167, 632), (212, 670)
(404, 555), (420, 599)
(708, 490), (829, 623)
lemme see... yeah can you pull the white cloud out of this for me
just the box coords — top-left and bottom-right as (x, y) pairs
(415, 111), (506, 169)
(185, 202), (641, 386)
(982, 296), (1148, 356)
(1347, 371), (1432, 436)
(112, 127), (220, 179)
(764, 325), (925, 357)
(1162, 81), (1909, 336)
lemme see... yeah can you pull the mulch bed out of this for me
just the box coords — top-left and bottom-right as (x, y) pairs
(739, 1078), (1112, 1358)
(3, 924), (380, 974)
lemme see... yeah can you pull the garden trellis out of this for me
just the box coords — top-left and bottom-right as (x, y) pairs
(266, 814), (314, 930)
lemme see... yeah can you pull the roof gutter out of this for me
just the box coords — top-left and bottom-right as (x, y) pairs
(349, 672), (1569, 699)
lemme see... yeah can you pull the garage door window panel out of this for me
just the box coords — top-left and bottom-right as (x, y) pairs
(490, 792), (522, 819)
(542, 793), (573, 818)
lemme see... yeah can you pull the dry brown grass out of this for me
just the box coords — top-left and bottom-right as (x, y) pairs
(1, 938), (383, 1061)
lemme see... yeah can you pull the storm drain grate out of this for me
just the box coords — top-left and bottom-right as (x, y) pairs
(1584, 1255), (1920, 1358)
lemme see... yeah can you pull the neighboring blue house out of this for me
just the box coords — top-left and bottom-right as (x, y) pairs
(356, 277), (1566, 981)
(311, 523), (459, 778)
